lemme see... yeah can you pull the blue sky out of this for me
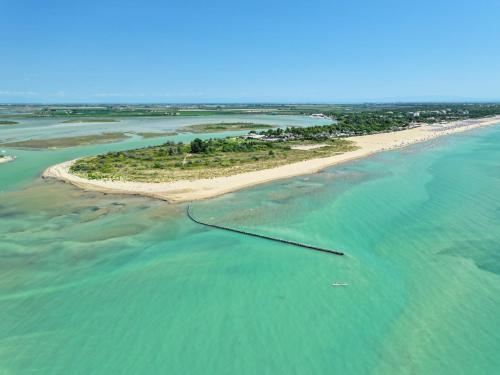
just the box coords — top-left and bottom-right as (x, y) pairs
(1, 0), (500, 103)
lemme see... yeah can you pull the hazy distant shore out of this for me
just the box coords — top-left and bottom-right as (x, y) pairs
(43, 116), (500, 203)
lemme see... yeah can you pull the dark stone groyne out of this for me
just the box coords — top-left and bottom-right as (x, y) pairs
(187, 205), (344, 256)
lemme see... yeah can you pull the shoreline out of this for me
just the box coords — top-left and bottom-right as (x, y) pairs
(43, 116), (500, 203)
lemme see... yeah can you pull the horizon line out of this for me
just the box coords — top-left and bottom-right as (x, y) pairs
(2, 100), (500, 106)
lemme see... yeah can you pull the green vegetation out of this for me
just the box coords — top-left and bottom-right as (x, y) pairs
(2, 133), (130, 149)
(180, 123), (274, 133)
(2, 103), (500, 121)
(70, 137), (355, 182)
(61, 118), (119, 124)
(0, 121), (19, 125)
(259, 112), (415, 140)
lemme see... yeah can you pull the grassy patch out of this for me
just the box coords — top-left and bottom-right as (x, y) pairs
(135, 131), (178, 139)
(70, 137), (356, 182)
(2, 133), (130, 149)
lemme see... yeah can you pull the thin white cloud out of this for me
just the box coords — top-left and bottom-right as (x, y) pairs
(0, 90), (38, 96)
(92, 92), (136, 98)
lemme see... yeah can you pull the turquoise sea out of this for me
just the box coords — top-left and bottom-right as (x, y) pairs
(1, 117), (500, 374)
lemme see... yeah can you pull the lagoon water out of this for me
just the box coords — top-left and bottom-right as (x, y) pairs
(1, 117), (500, 374)
(0, 114), (330, 143)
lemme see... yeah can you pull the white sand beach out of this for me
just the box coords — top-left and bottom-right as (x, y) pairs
(43, 116), (500, 203)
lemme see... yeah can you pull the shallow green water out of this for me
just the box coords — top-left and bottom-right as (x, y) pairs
(1, 121), (500, 374)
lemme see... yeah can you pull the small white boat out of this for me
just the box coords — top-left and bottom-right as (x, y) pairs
(332, 282), (349, 287)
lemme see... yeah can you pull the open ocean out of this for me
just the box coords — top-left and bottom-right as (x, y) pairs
(1, 118), (500, 374)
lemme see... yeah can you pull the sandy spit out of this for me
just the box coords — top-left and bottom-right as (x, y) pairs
(43, 116), (500, 203)
(0, 156), (15, 164)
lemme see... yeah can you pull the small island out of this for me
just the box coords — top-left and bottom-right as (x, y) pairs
(179, 123), (274, 133)
(135, 131), (178, 139)
(0, 120), (19, 125)
(61, 118), (119, 124)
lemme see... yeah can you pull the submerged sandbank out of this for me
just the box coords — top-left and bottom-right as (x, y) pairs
(43, 116), (500, 203)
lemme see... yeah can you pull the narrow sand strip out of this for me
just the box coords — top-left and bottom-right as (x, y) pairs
(291, 144), (328, 150)
(43, 116), (500, 203)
